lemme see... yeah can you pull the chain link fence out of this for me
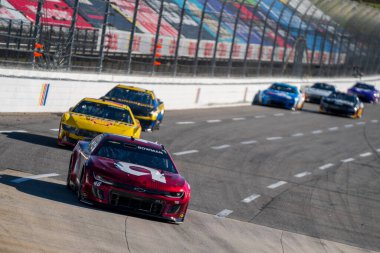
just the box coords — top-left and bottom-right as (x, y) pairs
(0, 0), (379, 77)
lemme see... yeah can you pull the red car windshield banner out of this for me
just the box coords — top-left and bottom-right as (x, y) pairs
(7, 0), (93, 29)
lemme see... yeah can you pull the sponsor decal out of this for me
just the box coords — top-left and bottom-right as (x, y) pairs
(39, 83), (50, 106)
(137, 146), (163, 155)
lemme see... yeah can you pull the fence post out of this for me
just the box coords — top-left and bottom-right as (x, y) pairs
(151, 0), (165, 75)
(256, 0), (276, 76)
(67, 0), (80, 70)
(211, 0), (228, 76)
(281, 1), (309, 74)
(173, 0), (187, 76)
(326, 24), (339, 77)
(127, 0), (139, 75)
(193, 0), (209, 76)
(227, 0), (246, 77)
(269, 0), (290, 76)
(32, 0), (44, 69)
(98, 0), (110, 73)
(243, 0), (263, 77)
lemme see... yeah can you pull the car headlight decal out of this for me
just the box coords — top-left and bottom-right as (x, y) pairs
(93, 172), (114, 185)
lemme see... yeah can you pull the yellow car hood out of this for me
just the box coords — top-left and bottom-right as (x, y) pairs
(62, 113), (140, 136)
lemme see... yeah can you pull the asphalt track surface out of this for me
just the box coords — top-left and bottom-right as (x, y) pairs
(1, 102), (380, 252)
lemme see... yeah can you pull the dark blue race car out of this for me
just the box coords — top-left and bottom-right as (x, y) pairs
(253, 83), (305, 110)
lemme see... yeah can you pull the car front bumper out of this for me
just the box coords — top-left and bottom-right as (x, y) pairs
(81, 172), (189, 223)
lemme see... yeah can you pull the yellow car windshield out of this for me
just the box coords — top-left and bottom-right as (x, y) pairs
(73, 101), (133, 124)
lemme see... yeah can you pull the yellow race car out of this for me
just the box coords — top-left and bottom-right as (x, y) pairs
(102, 85), (164, 131)
(58, 98), (141, 147)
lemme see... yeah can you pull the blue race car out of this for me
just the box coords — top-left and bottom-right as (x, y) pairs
(347, 82), (379, 104)
(252, 83), (305, 110)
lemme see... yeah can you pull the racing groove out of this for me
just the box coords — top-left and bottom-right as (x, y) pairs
(0, 103), (380, 251)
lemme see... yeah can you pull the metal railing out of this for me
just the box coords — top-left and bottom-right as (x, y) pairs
(0, 0), (379, 77)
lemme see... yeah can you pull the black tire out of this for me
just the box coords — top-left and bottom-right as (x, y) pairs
(76, 168), (85, 201)
(252, 93), (260, 105)
(66, 157), (72, 189)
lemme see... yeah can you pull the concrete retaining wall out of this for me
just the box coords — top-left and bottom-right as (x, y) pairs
(1, 68), (379, 112)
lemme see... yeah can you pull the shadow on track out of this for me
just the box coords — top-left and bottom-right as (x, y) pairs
(1, 132), (69, 150)
(0, 173), (172, 225)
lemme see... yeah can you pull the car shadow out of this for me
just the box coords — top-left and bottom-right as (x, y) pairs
(0, 173), (172, 225)
(2, 132), (71, 150)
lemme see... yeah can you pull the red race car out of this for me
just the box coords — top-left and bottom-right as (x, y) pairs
(66, 133), (191, 223)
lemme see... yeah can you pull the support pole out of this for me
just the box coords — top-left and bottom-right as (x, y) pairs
(173, 0), (187, 76)
(127, 0), (140, 74)
(98, 0), (110, 73)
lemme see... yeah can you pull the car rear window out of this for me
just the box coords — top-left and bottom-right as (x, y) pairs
(106, 87), (153, 105)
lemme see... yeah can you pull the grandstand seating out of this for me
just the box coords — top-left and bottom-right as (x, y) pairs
(0, 0), (28, 24)
(0, 0), (340, 60)
(7, 0), (93, 28)
(65, 0), (140, 32)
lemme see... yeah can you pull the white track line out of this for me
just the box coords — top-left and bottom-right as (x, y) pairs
(292, 133), (304, 137)
(341, 158), (355, 163)
(215, 209), (233, 218)
(50, 128), (59, 131)
(319, 163), (334, 170)
(344, 124), (354, 128)
(328, 127), (339, 131)
(356, 122), (366, 125)
(266, 137), (283, 141)
(211, 145), (231, 150)
(176, 121), (195, 125)
(173, 150), (199, 156)
(0, 130), (27, 133)
(294, 172), (312, 178)
(312, 130), (323, 134)
(242, 194), (261, 203)
(274, 113), (284, 116)
(240, 140), (257, 145)
(11, 173), (59, 183)
(232, 117), (246, 121)
(359, 152), (372, 157)
(291, 111), (301, 114)
(255, 115), (266, 118)
(371, 119), (378, 123)
(267, 181), (287, 189)
(207, 119), (221, 123)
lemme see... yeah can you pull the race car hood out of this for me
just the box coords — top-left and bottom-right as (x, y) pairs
(264, 89), (297, 100)
(62, 112), (138, 135)
(323, 98), (355, 107)
(305, 88), (332, 97)
(91, 157), (186, 192)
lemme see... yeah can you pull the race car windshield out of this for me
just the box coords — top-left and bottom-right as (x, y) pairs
(312, 83), (335, 91)
(355, 83), (375, 90)
(270, 83), (297, 94)
(106, 87), (153, 106)
(73, 101), (133, 124)
(95, 140), (177, 173)
(328, 93), (356, 103)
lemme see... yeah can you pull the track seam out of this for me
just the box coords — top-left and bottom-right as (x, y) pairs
(124, 217), (132, 253)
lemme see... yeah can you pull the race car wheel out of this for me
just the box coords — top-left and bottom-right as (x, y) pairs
(356, 108), (363, 119)
(252, 93), (260, 105)
(66, 156), (73, 189)
(76, 168), (85, 201)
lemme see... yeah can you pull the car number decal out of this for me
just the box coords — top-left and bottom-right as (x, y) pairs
(115, 162), (166, 184)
